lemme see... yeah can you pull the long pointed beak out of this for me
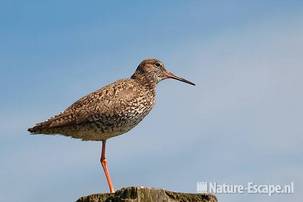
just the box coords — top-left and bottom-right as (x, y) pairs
(165, 71), (196, 86)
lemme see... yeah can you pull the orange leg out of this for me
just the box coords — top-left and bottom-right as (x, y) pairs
(100, 140), (115, 193)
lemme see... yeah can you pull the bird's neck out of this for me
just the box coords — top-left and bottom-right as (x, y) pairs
(131, 73), (157, 93)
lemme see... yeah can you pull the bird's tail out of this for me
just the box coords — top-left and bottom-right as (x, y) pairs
(27, 125), (40, 134)
(28, 121), (52, 134)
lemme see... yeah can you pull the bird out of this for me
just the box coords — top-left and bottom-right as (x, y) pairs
(28, 58), (195, 193)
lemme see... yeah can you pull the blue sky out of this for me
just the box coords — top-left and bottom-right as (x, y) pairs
(0, 1), (302, 202)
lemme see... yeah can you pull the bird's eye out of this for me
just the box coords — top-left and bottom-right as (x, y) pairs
(155, 62), (161, 67)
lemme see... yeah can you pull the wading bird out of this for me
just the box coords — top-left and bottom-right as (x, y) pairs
(28, 59), (195, 193)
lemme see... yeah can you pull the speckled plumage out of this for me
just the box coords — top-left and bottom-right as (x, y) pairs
(28, 59), (195, 141)
(29, 78), (157, 141)
(28, 58), (195, 193)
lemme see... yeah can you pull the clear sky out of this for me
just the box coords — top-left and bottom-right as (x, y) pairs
(0, 1), (302, 202)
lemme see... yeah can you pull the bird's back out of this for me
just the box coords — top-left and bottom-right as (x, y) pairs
(28, 78), (156, 141)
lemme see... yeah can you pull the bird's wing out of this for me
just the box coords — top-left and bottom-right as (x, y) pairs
(30, 79), (139, 132)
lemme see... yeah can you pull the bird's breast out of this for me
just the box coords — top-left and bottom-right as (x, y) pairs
(87, 90), (156, 140)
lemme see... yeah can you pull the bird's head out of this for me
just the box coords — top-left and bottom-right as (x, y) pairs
(131, 59), (195, 86)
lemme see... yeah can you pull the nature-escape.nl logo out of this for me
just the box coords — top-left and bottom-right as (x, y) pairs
(196, 181), (294, 196)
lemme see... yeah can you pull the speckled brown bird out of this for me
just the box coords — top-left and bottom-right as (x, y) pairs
(28, 58), (195, 193)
